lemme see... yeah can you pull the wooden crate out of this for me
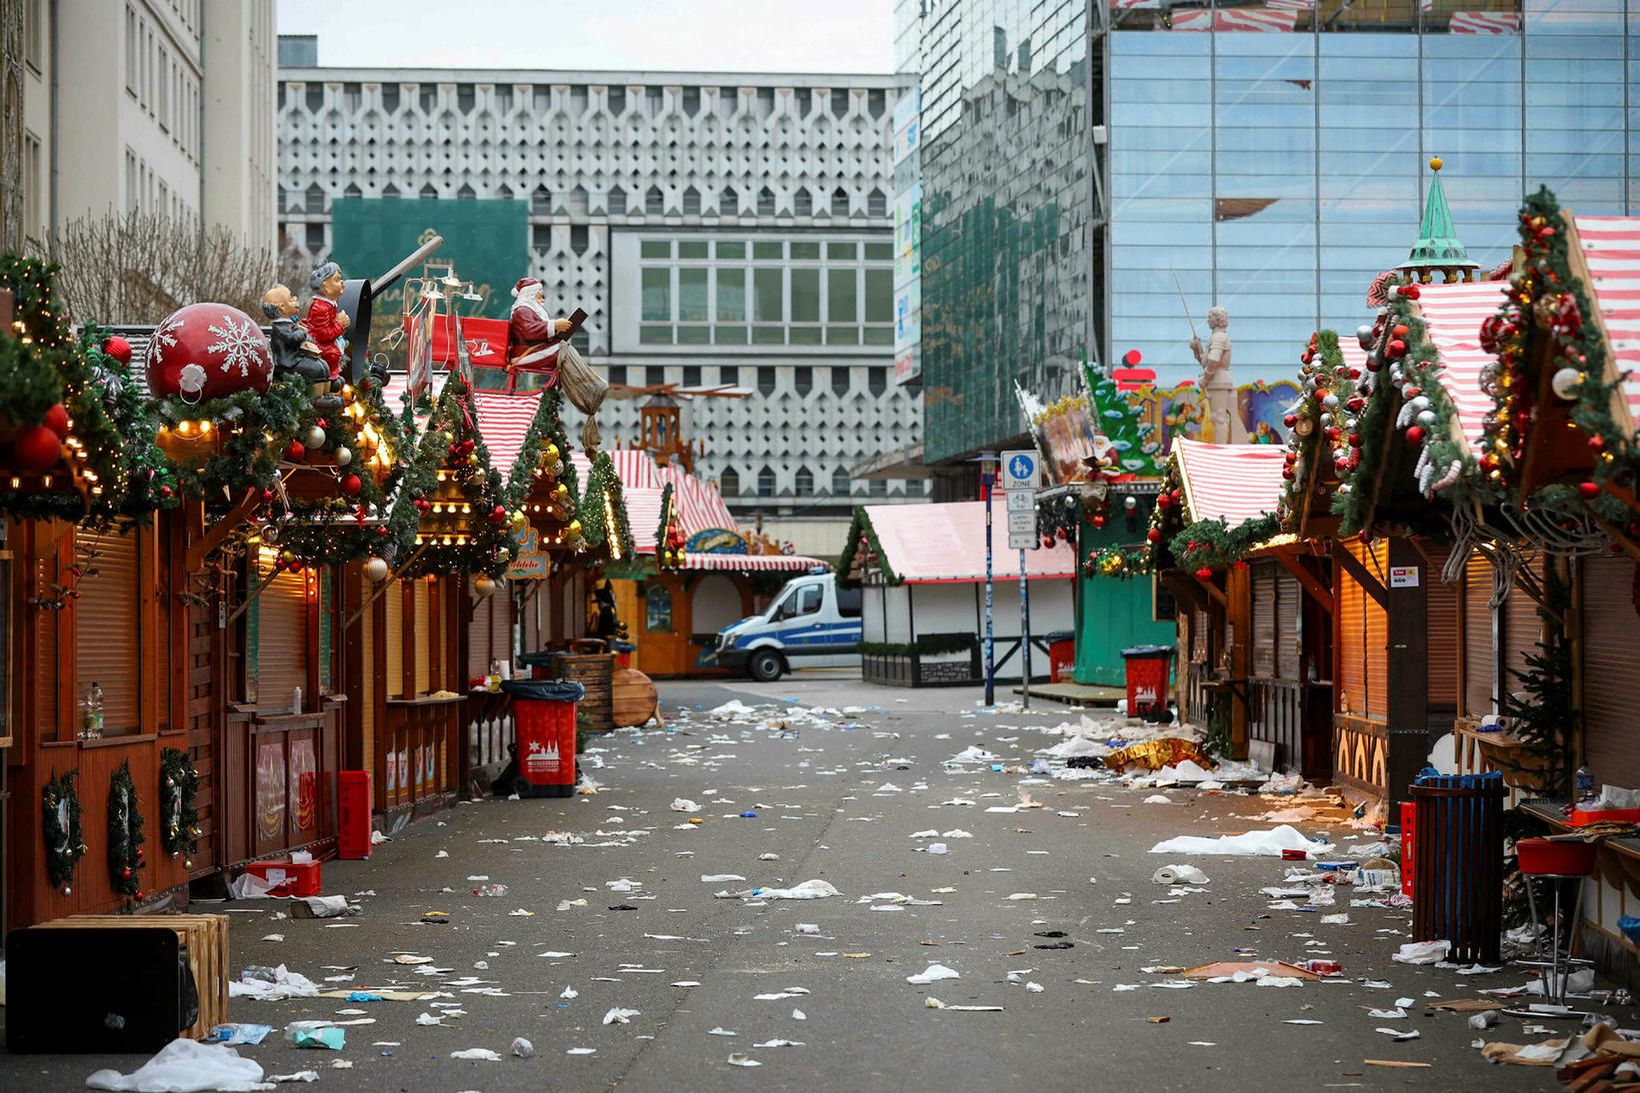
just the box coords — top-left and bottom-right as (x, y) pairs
(39, 913), (229, 1039)
(559, 653), (614, 732)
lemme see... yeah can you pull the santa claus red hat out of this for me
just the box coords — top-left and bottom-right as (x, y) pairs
(511, 277), (541, 298)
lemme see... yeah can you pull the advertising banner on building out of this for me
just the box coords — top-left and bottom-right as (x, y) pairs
(893, 181), (922, 385)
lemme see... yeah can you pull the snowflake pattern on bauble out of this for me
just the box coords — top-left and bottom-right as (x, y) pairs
(152, 312), (186, 352)
(205, 313), (264, 377)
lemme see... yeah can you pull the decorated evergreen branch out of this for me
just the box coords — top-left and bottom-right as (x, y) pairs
(155, 375), (314, 503)
(1483, 187), (1636, 516)
(1171, 513), (1281, 574)
(159, 747), (201, 864)
(1142, 460), (1187, 569)
(1084, 543), (1153, 579)
(0, 255), (168, 522)
(501, 387), (580, 514)
(577, 450), (636, 563)
(1497, 565), (1577, 797)
(1035, 491), (1082, 546)
(107, 760), (146, 903)
(42, 770), (86, 895)
(395, 372), (522, 579)
(838, 505), (899, 584)
(1277, 329), (1353, 528)
(655, 482), (687, 570)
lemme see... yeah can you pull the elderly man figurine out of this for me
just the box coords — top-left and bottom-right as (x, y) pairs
(1189, 306), (1245, 444)
(262, 284), (330, 390)
(507, 277), (608, 451)
(305, 261), (351, 382)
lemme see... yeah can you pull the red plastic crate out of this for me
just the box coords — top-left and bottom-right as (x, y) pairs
(241, 859), (322, 897)
(337, 771), (372, 860)
(1517, 837), (1597, 876)
(1567, 806), (1640, 827)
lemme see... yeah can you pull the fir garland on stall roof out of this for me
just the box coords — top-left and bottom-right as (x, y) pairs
(1084, 542), (1153, 579)
(1278, 329), (1353, 528)
(107, 760), (145, 904)
(1143, 459), (1188, 569)
(501, 386), (580, 514)
(838, 506), (899, 585)
(578, 450), (636, 563)
(159, 747), (201, 864)
(655, 482), (687, 570)
(1170, 513), (1281, 573)
(42, 769), (86, 894)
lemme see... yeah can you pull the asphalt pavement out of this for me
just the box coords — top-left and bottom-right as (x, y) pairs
(2, 672), (1598, 1091)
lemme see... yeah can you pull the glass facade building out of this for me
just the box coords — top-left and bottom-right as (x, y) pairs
(897, 0), (1640, 466)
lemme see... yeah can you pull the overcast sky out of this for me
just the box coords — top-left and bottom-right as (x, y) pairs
(277, 0), (893, 74)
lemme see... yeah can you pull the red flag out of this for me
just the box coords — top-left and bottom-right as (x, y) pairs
(403, 313), (509, 370)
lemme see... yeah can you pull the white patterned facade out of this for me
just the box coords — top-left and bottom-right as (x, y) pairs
(276, 56), (923, 520)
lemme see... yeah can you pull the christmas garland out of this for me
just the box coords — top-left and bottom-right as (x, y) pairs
(1277, 330), (1351, 527)
(1483, 187), (1633, 508)
(159, 747), (201, 864)
(1142, 460), (1188, 569)
(501, 387), (579, 514)
(1036, 491), (1082, 546)
(654, 482), (687, 570)
(577, 450), (636, 562)
(156, 374), (315, 503)
(42, 769), (86, 894)
(1171, 513), (1280, 573)
(1084, 542), (1153, 579)
(107, 760), (146, 903)
(838, 505), (899, 584)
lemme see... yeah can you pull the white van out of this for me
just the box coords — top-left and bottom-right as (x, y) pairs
(714, 572), (862, 682)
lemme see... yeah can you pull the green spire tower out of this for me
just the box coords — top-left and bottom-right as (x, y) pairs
(1400, 157), (1481, 285)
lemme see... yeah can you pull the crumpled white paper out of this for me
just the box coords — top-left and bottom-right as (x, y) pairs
(86, 1040), (265, 1092)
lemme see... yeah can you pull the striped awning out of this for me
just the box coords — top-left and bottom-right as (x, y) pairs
(623, 486), (666, 553)
(1573, 216), (1640, 428)
(569, 449), (661, 492)
(379, 372), (448, 427)
(1412, 279), (1510, 458)
(1172, 438), (1287, 526)
(862, 501), (1077, 584)
(683, 551), (826, 573)
(470, 389), (542, 480)
(654, 463), (737, 535)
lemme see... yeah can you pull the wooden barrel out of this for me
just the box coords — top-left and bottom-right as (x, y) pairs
(559, 653), (615, 732)
(611, 667), (659, 728)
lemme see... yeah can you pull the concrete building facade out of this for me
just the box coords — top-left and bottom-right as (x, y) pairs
(274, 51), (924, 529)
(16, 0), (277, 255)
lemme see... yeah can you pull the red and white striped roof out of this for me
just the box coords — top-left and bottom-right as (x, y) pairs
(568, 449), (661, 492)
(379, 372), (448, 428)
(623, 486), (666, 553)
(683, 552), (827, 573)
(1171, 6), (1299, 31)
(1573, 216), (1640, 427)
(1412, 279), (1510, 457)
(1173, 439), (1287, 527)
(654, 463), (737, 535)
(863, 502), (1077, 584)
(470, 389), (542, 479)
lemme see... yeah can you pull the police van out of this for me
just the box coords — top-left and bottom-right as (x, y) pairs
(714, 572), (862, 682)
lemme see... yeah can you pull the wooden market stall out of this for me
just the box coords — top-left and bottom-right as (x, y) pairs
(843, 502), (1075, 687)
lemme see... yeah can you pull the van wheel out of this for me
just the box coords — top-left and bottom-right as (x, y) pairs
(748, 650), (784, 682)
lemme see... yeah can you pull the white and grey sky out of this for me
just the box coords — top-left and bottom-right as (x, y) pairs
(277, 0), (893, 74)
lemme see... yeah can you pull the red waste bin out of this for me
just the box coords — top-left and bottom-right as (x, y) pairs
(502, 679), (582, 798)
(1045, 630), (1076, 684)
(1121, 645), (1174, 720)
(337, 770), (373, 859)
(1399, 801), (1415, 898)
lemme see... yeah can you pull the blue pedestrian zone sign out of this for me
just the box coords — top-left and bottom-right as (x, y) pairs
(1002, 449), (1040, 490)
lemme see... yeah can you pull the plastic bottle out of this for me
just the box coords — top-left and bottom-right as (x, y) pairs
(293, 686), (303, 714)
(85, 681), (105, 739)
(1575, 764), (1596, 803)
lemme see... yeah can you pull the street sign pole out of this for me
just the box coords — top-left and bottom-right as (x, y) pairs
(1019, 548), (1031, 708)
(982, 458), (995, 707)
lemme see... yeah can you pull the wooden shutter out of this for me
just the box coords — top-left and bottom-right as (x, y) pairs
(259, 564), (308, 713)
(35, 539), (60, 739)
(1463, 552), (1495, 717)
(492, 591), (511, 668)
(77, 529), (140, 732)
(1502, 559), (1543, 698)
(1362, 540), (1389, 719)
(414, 580), (431, 695)
(1581, 555), (1640, 788)
(384, 581), (403, 699)
(319, 569), (334, 694)
(1275, 569), (1300, 680)
(468, 595), (493, 679)
(361, 578), (375, 771)
(1337, 547), (1366, 716)
(1423, 545), (1458, 707)
(1190, 608), (1207, 662)
(1251, 562), (1276, 678)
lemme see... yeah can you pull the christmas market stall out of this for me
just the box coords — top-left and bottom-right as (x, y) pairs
(1474, 192), (1640, 987)
(841, 502), (1075, 687)
(1025, 368), (1174, 687)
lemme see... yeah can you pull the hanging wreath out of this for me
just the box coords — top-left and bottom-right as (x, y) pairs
(42, 770), (86, 894)
(107, 760), (146, 902)
(159, 747), (201, 866)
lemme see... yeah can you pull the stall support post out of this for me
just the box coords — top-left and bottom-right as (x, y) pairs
(1019, 551), (1031, 708)
(982, 460), (996, 706)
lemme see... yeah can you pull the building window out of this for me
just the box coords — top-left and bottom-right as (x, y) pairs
(721, 467), (739, 496)
(23, 133), (41, 244)
(867, 188), (887, 217)
(531, 224), (551, 251)
(795, 466), (813, 495)
(757, 466), (776, 498)
(683, 365), (701, 387)
(570, 224), (589, 255)
(305, 182), (324, 213)
(869, 477), (887, 497)
(868, 367), (887, 396)
(757, 187), (776, 216)
(682, 186), (701, 215)
(457, 183), (475, 199)
(531, 185), (551, 214)
(906, 479), (924, 497)
(831, 367), (850, 396)
(646, 186), (665, 215)
(794, 190), (813, 217)
(645, 365), (666, 387)
(608, 186), (626, 216)
(720, 365), (741, 388)
(681, 87), (700, 117)
(831, 89), (850, 117)
(607, 86), (626, 114)
(381, 84), (400, 112)
(719, 186), (738, 215)
(494, 84), (513, 113)
(867, 89), (886, 119)
(608, 364), (627, 387)
(757, 367), (777, 396)
(794, 366), (813, 395)
(305, 223), (325, 252)
(831, 188), (850, 217)
(832, 467), (850, 495)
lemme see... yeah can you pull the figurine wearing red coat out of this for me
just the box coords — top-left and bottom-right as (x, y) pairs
(305, 261), (350, 381)
(507, 277), (607, 450)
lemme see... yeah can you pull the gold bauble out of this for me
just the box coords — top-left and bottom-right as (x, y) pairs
(542, 442), (560, 464)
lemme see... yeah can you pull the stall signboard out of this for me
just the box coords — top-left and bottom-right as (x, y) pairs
(507, 526), (552, 580)
(1033, 396), (1096, 486)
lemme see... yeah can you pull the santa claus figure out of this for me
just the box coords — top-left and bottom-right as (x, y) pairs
(305, 261), (350, 382)
(507, 278), (608, 450)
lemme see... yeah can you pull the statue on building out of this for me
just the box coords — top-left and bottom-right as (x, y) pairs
(1189, 306), (1244, 443)
(261, 284), (331, 392)
(507, 277), (608, 451)
(305, 261), (351, 382)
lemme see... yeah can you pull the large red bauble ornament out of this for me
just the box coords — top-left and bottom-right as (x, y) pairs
(1578, 482), (1600, 499)
(1156, 493), (1171, 510)
(1589, 435), (1606, 451)
(488, 503), (508, 526)
(43, 402), (70, 439)
(1405, 426), (1425, 444)
(1283, 414), (1297, 428)
(1386, 339), (1407, 358)
(1194, 566), (1214, 582)
(145, 303), (273, 401)
(340, 473), (362, 496)
(1401, 284), (1421, 300)
(1091, 515), (1106, 529)
(1146, 528), (1161, 543)
(284, 441), (305, 461)
(12, 424), (61, 471)
(102, 335), (133, 365)
(1042, 535), (1056, 548)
